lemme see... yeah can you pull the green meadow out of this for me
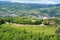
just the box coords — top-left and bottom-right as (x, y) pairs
(1, 24), (57, 35)
(0, 23), (59, 40)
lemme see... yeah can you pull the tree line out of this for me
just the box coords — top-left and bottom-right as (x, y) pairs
(0, 17), (60, 25)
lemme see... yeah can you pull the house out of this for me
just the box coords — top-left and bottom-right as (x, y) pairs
(48, 21), (56, 25)
(43, 17), (49, 19)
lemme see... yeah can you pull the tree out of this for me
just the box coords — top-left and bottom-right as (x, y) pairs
(33, 19), (43, 25)
(0, 19), (5, 25)
(42, 20), (49, 25)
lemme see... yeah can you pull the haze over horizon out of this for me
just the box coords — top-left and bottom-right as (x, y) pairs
(0, 0), (60, 4)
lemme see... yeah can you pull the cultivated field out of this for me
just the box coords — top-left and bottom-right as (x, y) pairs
(0, 23), (59, 40)
(1, 23), (57, 35)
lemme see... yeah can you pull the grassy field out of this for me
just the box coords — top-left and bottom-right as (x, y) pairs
(1, 23), (57, 35)
(0, 23), (58, 40)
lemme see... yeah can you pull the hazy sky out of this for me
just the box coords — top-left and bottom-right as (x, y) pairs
(0, 0), (60, 4)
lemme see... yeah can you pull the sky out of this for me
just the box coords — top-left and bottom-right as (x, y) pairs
(0, 0), (60, 4)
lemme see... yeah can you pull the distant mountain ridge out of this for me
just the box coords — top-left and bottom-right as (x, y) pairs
(0, 1), (60, 7)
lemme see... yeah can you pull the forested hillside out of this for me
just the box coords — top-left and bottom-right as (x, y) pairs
(0, 1), (60, 18)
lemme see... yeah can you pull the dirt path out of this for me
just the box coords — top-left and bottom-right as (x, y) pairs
(6, 22), (44, 26)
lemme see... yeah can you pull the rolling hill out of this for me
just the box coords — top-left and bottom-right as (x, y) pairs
(0, 1), (60, 18)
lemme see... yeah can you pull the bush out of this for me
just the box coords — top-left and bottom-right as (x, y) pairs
(0, 20), (5, 25)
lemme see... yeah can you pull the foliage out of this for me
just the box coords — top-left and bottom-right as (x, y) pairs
(0, 17), (60, 25)
(0, 24), (58, 40)
(0, 19), (5, 25)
